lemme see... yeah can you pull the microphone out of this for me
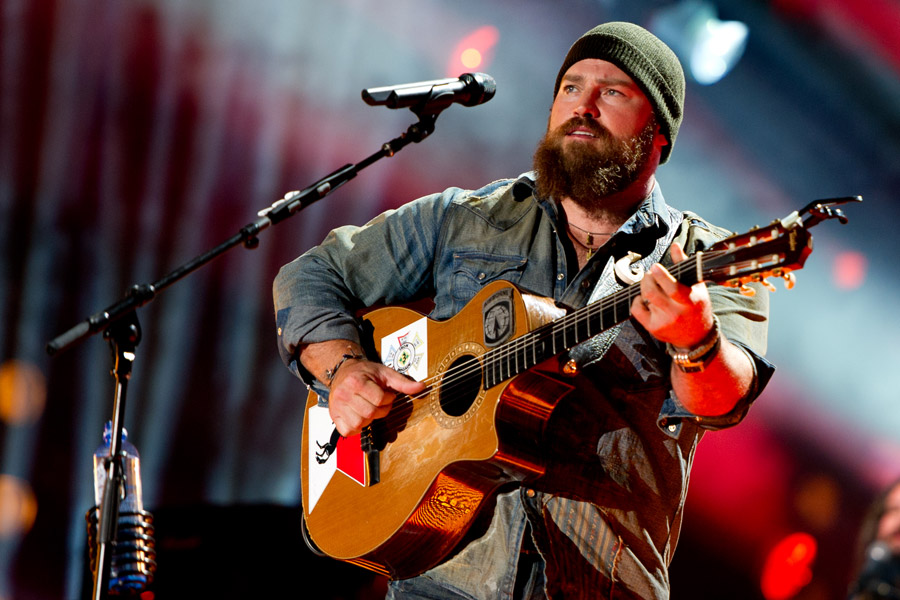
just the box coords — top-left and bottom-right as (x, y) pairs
(362, 73), (496, 112)
(851, 542), (900, 599)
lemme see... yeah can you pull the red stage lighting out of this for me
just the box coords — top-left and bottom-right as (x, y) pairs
(447, 26), (500, 76)
(760, 532), (818, 600)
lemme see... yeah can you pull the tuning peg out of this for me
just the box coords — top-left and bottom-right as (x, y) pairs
(760, 279), (777, 292)
(782, 272), (796, 290)
(739, 284), (756, 297)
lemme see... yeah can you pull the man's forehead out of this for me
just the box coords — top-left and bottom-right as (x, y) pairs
(561, 58), (637, 85)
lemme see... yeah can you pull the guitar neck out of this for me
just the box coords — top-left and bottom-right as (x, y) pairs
(482, 255), (703, 389)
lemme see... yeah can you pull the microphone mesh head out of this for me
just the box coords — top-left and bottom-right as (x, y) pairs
(460, 73), (496, 106)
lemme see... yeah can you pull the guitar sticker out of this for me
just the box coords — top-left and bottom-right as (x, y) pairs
(482, 286), (514, 347)
(381, 317), (428, 381)
(307, 404), (367, 513)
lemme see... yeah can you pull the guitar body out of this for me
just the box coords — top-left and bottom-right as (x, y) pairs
(300, 280), (574, 579)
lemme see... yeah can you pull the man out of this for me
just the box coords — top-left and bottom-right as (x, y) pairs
(849, 479), (900, 599)
(274, 22), (774, 599)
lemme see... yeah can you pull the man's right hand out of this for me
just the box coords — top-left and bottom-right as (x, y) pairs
(299, 339), (426, 437)
(327, 358), (425, 436)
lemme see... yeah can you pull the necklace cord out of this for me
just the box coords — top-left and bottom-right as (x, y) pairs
(566, 222), (614, 251)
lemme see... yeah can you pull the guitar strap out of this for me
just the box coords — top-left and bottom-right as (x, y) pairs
(580, 210), (685, 362)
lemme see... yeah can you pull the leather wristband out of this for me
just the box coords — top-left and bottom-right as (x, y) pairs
(666, 315), (721, 373)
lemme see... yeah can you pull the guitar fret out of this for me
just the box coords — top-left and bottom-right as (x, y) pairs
(576, 311), (589, 342)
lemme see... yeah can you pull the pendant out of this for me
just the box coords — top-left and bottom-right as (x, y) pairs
(586, 233), (594, 246)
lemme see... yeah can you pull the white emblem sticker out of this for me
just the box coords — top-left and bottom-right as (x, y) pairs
(381, 317), (428, 382)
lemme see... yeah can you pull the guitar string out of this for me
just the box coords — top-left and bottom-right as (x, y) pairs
(372, 250), (740, 435)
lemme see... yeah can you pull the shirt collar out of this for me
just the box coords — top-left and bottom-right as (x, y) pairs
(618, 182), (675, 238)
(518, 171), (677, 238)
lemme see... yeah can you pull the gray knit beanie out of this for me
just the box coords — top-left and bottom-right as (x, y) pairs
(554, 22), (685, 164)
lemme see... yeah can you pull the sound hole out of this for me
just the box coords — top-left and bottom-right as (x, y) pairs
(440, 355), (482, 417)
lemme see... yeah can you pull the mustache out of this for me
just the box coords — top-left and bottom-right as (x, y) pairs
(555, 116), (611, 138)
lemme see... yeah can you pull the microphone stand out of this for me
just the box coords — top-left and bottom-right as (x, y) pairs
(47, 105), (446, 599)
(90, 313), (140, 600)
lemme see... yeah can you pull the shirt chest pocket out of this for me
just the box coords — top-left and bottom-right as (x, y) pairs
(450, 252), (527, 304)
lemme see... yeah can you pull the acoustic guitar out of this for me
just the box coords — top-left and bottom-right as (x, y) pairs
(299, 198), (859, 579)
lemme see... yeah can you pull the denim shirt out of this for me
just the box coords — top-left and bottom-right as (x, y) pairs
(274, 174), (774, 599)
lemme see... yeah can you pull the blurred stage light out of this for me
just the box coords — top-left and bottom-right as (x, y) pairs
(0, 475), (37, 538)
(460, 48), (483, 70)
(794, 474), (840, 531)
(447, 25), (499, 76)
(0, 360), (46, 425)
(833, 250), (867, 290)
(649, 0), (749, 85)
(760, 532), (817, 600)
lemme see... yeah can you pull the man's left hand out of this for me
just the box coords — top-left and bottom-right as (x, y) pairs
(630, 242), (715, 349)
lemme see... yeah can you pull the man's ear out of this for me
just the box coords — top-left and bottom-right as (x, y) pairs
(654, 124), (669, 151)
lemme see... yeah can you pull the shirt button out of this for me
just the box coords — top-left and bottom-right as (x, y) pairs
(557, 273), (564, 281)
(478, 272), (486, 280)
(525, 488), (536, 498)
(581, 280), (591, 289)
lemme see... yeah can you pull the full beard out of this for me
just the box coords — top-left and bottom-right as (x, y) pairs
(532, 115), (657, 211)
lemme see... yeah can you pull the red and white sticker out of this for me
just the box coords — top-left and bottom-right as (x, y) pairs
(306, 404), (367, 513)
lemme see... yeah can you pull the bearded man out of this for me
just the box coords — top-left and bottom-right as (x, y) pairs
(274, 22), (774, 600)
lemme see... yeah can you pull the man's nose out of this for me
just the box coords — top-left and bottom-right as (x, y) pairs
(573, 92), (600, 119)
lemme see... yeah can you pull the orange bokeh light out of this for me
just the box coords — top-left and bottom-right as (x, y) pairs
(0, 360), (46, 425)
(0, 475), (38, 538)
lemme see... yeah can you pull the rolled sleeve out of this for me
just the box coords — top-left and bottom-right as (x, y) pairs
(659, 341), (775, 431)
(272, 190), (455, 381)
(658, 281), (776, 431)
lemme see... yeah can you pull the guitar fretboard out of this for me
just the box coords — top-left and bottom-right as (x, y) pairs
(481, 255), (704, 389)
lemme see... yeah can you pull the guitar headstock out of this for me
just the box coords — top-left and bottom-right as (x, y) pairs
(699, 196), (862, 296)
